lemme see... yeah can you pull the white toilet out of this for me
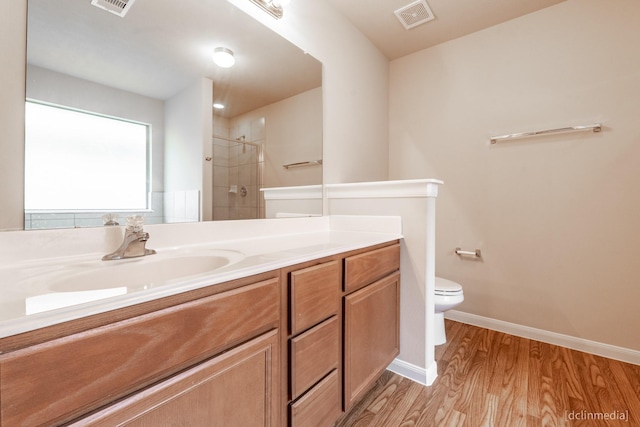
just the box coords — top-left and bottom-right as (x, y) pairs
(434, 277), (464, 345)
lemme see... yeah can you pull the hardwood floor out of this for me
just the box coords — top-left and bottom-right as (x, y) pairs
(336, 320), (640, 426)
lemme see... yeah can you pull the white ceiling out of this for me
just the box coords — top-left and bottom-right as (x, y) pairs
(325, 0), (566, 60)
(26, 0), (322, 118)
(27, 0), (567, 118)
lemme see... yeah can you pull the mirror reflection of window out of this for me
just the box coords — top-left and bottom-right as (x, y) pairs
(24, 101), (150, 218)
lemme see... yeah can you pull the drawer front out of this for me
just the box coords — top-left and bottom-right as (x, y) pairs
(290, 260), (340, 335)
(0, 278), (280, 427)
(344, 243), (400, 293)
(290, 370), (342, 427)
(290, 316), (339, 400)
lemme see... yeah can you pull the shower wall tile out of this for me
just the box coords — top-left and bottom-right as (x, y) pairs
(213, 207), (230, 221)
(213, 166), (229, 188)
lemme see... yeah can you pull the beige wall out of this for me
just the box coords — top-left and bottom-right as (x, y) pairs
(228, 0), (390, 185)
(232, 87), (323, 189)
(389, 0), (640, 351)
(0, 1), (26, 230)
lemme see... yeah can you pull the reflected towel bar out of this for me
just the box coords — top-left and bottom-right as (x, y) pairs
(490, 123), (602, 144)
(455, 247), (482, 258)
(283, 160), (323, 169)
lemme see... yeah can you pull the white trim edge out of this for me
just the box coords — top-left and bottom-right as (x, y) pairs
(260, 185), (322, 200)
(445, 310), (640, 366)
(387, 358), (438, 386)
(326, 179), (443, 199)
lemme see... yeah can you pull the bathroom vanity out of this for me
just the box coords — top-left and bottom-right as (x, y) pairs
(0, 216), (401, 426)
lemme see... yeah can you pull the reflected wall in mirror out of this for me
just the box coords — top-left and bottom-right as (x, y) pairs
(25, 0), (322, 230)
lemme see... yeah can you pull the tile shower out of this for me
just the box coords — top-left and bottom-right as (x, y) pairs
(212, 117), (265, 221)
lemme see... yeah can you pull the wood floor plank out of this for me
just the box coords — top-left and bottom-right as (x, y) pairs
(397, 387), (432, 427)
(337, 320), (640, 427)
(375, 379), (424, 427)
(607, 360), (640, 425)
(527, 339), (543, 420)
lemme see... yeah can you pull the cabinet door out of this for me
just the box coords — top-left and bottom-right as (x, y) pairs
(343, 272), (400, 410)
(73, 330), (280, 427)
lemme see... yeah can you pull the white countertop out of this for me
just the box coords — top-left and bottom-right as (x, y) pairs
(0, 216), (402, 339)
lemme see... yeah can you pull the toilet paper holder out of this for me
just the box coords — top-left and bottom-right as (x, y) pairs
(455, 247), (482, 258)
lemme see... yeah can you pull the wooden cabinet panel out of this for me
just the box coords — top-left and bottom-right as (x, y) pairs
(290, 261), (340, 335)
(71, 330), (280, 427)
(344, 244), (400, 293)
(290, 370), (342, 427)
(344, 272), (400, 409)
(0, 278), (280, 427)
(290, 316), (339, 400)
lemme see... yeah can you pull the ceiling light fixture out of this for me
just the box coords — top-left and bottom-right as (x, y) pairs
(213, 103), (225, 110)
(213, 47), (235, 68)
(248, 0), (284, 20)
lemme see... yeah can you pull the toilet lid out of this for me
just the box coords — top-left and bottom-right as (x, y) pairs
(435, 277), (463, 295)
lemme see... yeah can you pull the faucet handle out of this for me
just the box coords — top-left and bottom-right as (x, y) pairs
(126, 215), (145, 232)
(102, 213), (119, 226)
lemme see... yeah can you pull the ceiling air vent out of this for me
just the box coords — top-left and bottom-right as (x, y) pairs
(90, 0), (137, 18)
(394, 0), (435, 30)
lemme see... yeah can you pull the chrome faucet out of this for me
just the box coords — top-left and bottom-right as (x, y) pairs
(102, 215), (157, 260)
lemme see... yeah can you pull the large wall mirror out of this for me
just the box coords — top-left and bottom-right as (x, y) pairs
(25, 0), (322, 230)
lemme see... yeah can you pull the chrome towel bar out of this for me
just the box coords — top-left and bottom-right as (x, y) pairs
(455, 247), (482, 258)
(490, 123), (602, 144)
(283, 159), (323, 169)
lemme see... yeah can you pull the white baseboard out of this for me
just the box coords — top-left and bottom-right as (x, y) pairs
(445, 310), (640, 366)
(387, 358), (438, 386)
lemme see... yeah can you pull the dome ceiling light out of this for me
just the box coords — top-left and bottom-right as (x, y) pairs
(213, 47), (235, 68)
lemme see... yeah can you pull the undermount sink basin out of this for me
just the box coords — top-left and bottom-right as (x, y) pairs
(48, 249), (245, 293)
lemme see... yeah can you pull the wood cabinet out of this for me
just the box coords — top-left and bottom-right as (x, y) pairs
(290, 260), (340, 335)
(290, 370), (342, 427)
(343, 244), (401, 410)
(71, 330), (279, 426)
(0, 240), (401, 427)
(284, 241), (401, 426)
(343, 272), (400, 409)
(290, 316), (340, 399)
(0, 274), (281, 427)
(285, 260), (342, 427)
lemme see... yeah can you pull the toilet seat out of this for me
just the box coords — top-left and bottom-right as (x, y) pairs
(435, 277), (463, 296)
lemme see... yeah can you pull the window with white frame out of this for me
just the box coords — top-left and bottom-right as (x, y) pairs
(24, 101), (150, 211)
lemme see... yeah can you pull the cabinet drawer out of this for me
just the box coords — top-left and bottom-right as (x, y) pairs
(290, 316), (339, 400)
(290, 370), (342, 427)
(0, 278), (280, 427)
(290, 260), (340, 335)
(344, 244), (400, 293)
(70, 330), (280, 427)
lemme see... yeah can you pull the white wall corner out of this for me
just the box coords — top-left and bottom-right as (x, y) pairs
(388, 358), (438, 386)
